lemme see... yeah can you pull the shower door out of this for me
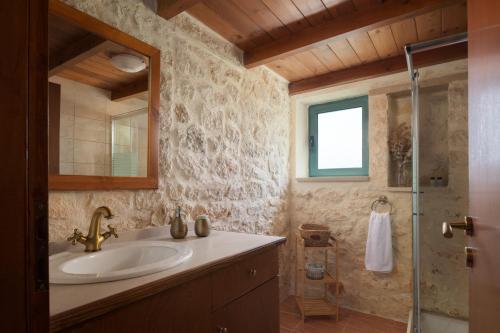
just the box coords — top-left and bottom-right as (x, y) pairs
(416, 82), (469, 333)
(413, 76), (469, 333)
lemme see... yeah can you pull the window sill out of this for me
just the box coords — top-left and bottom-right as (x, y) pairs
(296, 176), (370, 183)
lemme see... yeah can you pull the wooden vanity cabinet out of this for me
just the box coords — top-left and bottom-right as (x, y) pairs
(212, 277), (279, 333)
(54, 246), (280, 333)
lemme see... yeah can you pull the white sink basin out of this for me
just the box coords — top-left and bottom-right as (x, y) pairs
(50, 241), (192, 284)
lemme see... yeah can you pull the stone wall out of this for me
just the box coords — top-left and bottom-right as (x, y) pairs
(49, 0), (291, 297)
(290, 94), (413, 322)
(289, 80), (468, 322)
(48, 0), (469, 319)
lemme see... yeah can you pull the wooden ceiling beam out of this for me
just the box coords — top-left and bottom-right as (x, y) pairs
(111, 77), (149, 102)
(244, 0), (464, 68)
(157, 0), (202, 20)
(288, 42), (467, 95)
(49, 34), (111, 77)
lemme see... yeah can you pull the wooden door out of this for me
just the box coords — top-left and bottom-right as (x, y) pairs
(468, 1), (500, 332)
(0, 0), (49, 332)
(212, 277), (280, 333)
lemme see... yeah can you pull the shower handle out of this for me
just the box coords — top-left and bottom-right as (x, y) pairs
(442, 216), (474, 238)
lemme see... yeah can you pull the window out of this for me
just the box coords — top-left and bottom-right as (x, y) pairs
(308, 96), (368, 177)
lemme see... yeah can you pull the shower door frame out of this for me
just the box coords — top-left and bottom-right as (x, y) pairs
(404, 32), (468, 333)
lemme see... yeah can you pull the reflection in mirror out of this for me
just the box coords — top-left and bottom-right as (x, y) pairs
(48, 13), (150, 177)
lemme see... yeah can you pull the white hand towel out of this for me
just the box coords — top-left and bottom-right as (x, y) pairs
(365, 211), (393, 273)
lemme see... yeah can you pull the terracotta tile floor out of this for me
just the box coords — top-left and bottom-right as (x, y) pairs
(280, 297), (407, 333)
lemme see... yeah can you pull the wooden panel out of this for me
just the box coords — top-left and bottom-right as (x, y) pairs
(415, 9), (442, 40)
(212, 277), (280, 333)
(266, 59), (303, 81)
(232, 0), (290, 40)
(351, 0), (380, 10)
(291, 0), (331, 26)
(328, 39), (361, 67)
(261, 0), (310, 32)
(49, 83), (61, 175)
(49, 34), (109, 76)
(203, 0), (272, 45)
(57, 66), (114, 90)
(111, 77), (149, 101)
(289, 42), (467, 95)
(468, 0), (500, 31)
(212, 247), (279, 310)
(54, 51), (148, 92)
(60, 276), (212, 333)
(48, 0), (159, 191)
(244, 0), (464, 67)
(294, 51), (330, 76)
(157, 0), (202, 19)
(29, 0), (51, 330)
(49, 14), (88, 53)
(187, 3), (256, 49)
(267, 56), (315, 81)
(347, 32), (379, 63)
(442, 2), (467, 34)
(321, 0), (356, 17)
(310, 45), (345, 72)
(368, 26), (399, 58)
(0, 0), (49, 332)
(391, 18), (419, 53)
(77, 54), (126, 81)
(468, 2), (500, 332)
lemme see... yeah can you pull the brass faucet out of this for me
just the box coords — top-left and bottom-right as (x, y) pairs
(67, 206), (118, 252)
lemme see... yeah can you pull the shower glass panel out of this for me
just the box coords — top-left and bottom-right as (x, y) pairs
(417, 83), (469, 333)
(405, 33), (468, 333)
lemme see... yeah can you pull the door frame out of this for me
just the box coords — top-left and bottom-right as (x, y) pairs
(0, 0), (49, 332)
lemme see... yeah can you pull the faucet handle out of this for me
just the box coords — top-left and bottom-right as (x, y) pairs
(67, 228), (85, 245)
(105, 225), (119, 238)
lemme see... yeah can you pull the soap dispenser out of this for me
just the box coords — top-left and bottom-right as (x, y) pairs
(169, 206), (188, 239)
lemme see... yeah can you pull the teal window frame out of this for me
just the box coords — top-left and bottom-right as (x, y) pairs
(308, 96), (369, 177)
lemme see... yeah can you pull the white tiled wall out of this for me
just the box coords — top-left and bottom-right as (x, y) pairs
(50, 76), (148, 176)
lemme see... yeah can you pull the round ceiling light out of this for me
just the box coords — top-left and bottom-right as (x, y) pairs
(110, 53), (146, 73)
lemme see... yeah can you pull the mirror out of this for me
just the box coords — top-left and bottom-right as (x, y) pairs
(48, 1), (159, 190)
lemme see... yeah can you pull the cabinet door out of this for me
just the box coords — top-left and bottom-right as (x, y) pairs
(212, 277), (279, 333)
(61, 276), (211, 333)
(212, 247), (278, 310)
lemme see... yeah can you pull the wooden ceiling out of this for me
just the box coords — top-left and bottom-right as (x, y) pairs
(49, 13), (149, 101)
(157, 0), (468, 94)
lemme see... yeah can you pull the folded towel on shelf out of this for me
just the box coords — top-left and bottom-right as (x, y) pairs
(365, 211), (393, 273)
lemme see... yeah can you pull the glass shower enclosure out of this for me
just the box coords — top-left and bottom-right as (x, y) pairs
(405, 33), (469, 333)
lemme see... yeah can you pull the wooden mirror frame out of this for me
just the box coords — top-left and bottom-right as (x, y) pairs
(48, 0), (159, 190)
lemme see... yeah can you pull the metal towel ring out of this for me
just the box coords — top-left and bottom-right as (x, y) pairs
(371, 195), (393, 214)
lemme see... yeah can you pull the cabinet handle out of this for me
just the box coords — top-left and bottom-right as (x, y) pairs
(249, 268), (257, 277)
(217, 327), (228, 333)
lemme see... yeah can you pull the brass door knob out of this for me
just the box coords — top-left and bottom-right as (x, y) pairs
(442, 216), (474, 238)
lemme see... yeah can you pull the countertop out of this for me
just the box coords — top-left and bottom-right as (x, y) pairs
(49, 225), (285, 317)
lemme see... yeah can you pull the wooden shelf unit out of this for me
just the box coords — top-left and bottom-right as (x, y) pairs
(295, 231), (341, 321)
